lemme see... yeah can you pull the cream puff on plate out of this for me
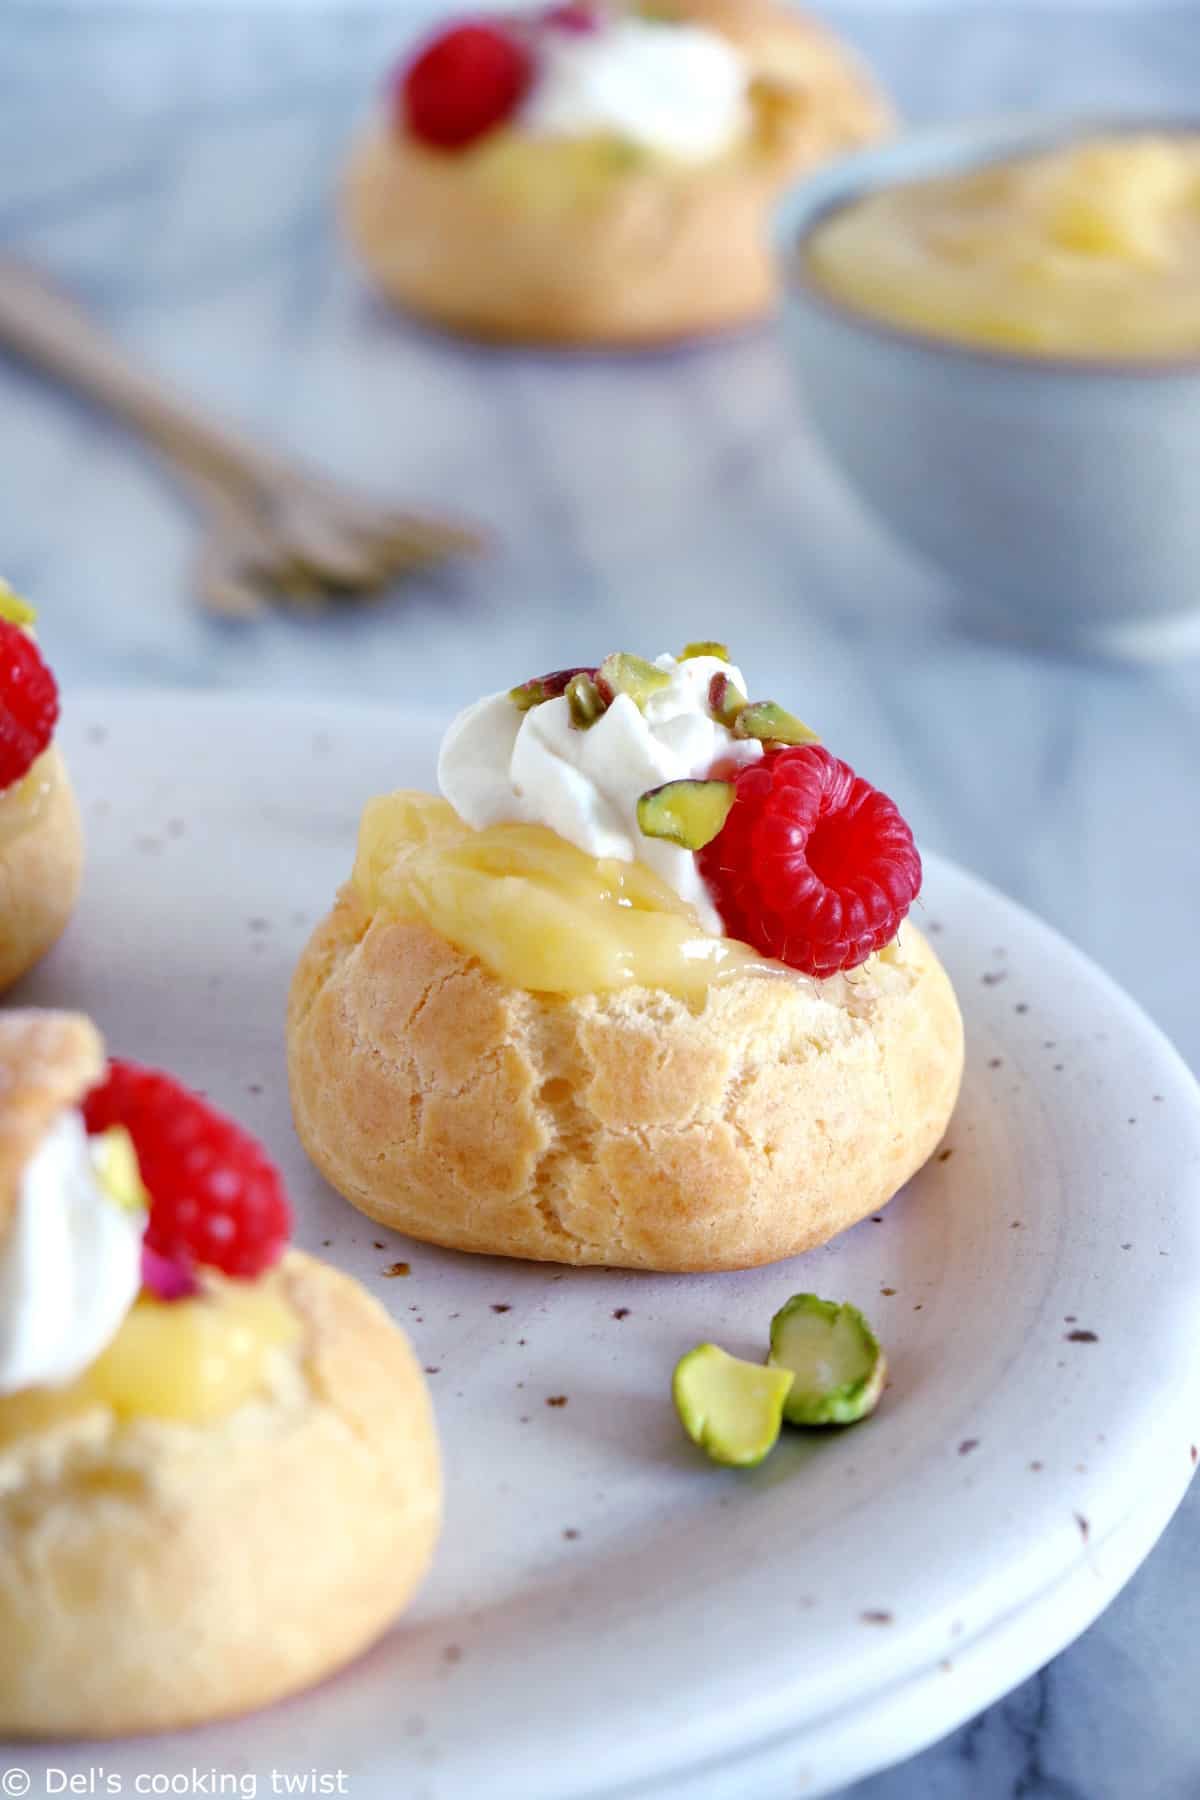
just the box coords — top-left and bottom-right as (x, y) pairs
(0, 1011), (441, 1739)
(0, 585), (83, 994)
(343, 0), (889, 345)
(289, 646), (963, 1272)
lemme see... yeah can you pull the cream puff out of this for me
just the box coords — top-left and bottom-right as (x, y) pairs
(288, 647), (963, 1271)
(0, 585), (83, 994)
(0, 1011), (441, 1739)
(343, 0), (889, 346)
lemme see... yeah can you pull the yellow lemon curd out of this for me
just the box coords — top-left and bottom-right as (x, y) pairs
(0, 1281), (299, 1442)
(463, 75), (799, 207)
(353, 790), (774, 998)
(806, 134), (1200, 357)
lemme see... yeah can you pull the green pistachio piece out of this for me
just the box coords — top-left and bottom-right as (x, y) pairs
(0, 583), (36, 629)
(708, 671), (747, 728)
(91, 1126), (150, 1217)
(673, 1344), (794, 1468)
(680, 640), (731, 663)
(596, 652), (672, 710)
(508, 666), (594, 712)
(733, 700), (820, 747)
(767, 1294), (886, 1427)
(566, 672), (606, 730)
(636, 779), (734, 850)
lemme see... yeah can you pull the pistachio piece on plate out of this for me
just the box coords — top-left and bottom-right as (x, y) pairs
(637, 778), (734, 850)
(733, 700), (820, 747)
(596, 652), (672, 709)
(679, 640), (731, 663)
(673, 1343), (794, 1467)
(768, 1294), (886, 1426)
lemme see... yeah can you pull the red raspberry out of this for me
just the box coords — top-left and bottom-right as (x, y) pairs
(84, 1061), (291, 1279)
(698, 745), (922, 978)
(0, 621), (59, 791)
(398, 22), (534, 150)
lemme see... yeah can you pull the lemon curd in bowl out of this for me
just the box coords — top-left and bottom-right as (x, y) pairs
(805, 131), (1200, 359)
(774, 115), (1200, 654)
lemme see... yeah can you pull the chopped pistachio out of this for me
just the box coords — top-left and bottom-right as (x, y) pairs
(673, 1343), (794, 1467)
(0, 583), (37, 629)
(595, 652), (672, 710)
(733, 700), (820, 747)
(91, 1126), (150, 1217)
(508, 666), (595, 712)
(565, 672), (606, 730)
(768, 1294), (886, 1426)
(637, 779), (734, 850)
(679, 640), (731, 663)
(708, 671), (747, 728)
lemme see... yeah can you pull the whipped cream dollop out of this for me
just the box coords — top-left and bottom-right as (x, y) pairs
(438, 652), (762, 934)
(520, 15), (751, 164)
(0, 1110), (143, 1396)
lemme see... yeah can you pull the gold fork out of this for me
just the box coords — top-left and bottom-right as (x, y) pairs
(0, 259), (487, 617)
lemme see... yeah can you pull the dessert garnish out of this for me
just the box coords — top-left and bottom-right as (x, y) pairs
(680, 639), (730, 662)
(674, 1294), (886, 1466)
(672, 1344), (794, 1468)
(140, 1243), (200, 1303)
(707, 670), (745, 728)
(768, 1293), (886, 1425)
(730, 699), (818, 746)
(698, 745), (921, 977)
(84, 1060), (292, 1285)
(400, 20), (535, 150)
(0, 616), (59, 792)
(90, 1124), (150, 1215)
(508, 666), (594, 711)
(449, 645), (921, 966)
(636, 778), (734, 850)
(507, 646), (814, 738)
(564, 670), (606, 729)
(594, 651), (672, 708)
(0, 582), (37, 629)
(395, 4), (750, 162)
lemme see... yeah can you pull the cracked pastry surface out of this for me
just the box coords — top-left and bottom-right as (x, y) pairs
(287, 887), (963, 1271)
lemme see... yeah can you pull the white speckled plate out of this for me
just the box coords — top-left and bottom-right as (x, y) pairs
(13, 693), (1200, 1800)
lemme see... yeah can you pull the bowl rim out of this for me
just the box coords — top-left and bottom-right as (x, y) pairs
(774, 110), (1200, 380)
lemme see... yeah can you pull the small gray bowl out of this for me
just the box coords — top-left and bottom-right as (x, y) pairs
(774, 115), (1200, 658)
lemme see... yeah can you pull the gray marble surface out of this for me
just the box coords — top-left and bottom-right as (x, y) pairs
(2, 4), (1200, 1796)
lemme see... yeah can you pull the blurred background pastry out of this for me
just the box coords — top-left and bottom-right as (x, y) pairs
(343, 0), (889, 344)
(0, 586), (82, 996)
